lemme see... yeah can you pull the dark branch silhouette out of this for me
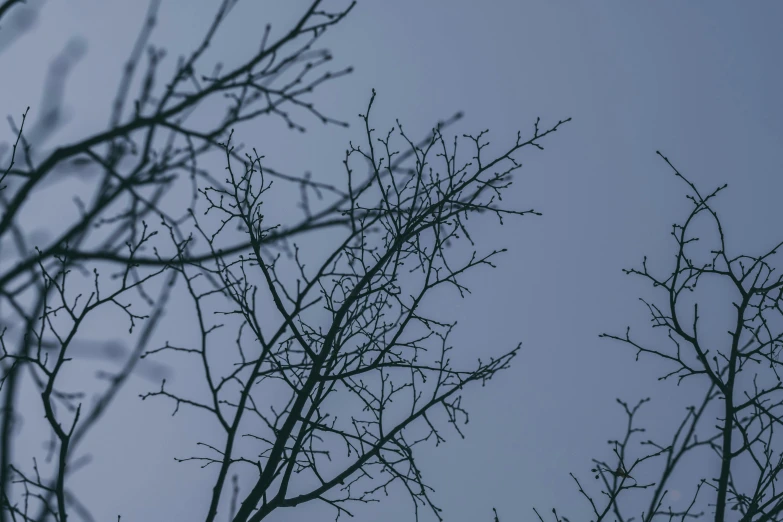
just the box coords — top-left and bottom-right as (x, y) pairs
(506, 154), (783, 522)
(0, 1), (570, 521)
(139, 91), (568, 521)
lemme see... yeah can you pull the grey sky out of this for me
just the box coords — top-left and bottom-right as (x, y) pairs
(1, 1), (782, 521)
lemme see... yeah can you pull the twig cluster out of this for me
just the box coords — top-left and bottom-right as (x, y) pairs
(138, 90), (567, 521)
(521, 154), (783, 522)
(0, 1), (570, 521)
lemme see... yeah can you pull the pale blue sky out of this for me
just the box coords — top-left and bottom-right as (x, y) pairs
(1, 1), (782, 521)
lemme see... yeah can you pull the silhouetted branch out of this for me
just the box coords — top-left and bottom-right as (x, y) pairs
(1, 2), (571, 521)
(531, 155), (783, 522)
(138, 93), (568, 521)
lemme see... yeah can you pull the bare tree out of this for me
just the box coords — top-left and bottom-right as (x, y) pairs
(521, 154), (783, 522)
(0, 1), (569, 521)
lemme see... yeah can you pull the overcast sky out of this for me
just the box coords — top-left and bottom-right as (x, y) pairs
(1, 1), (782, 521)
